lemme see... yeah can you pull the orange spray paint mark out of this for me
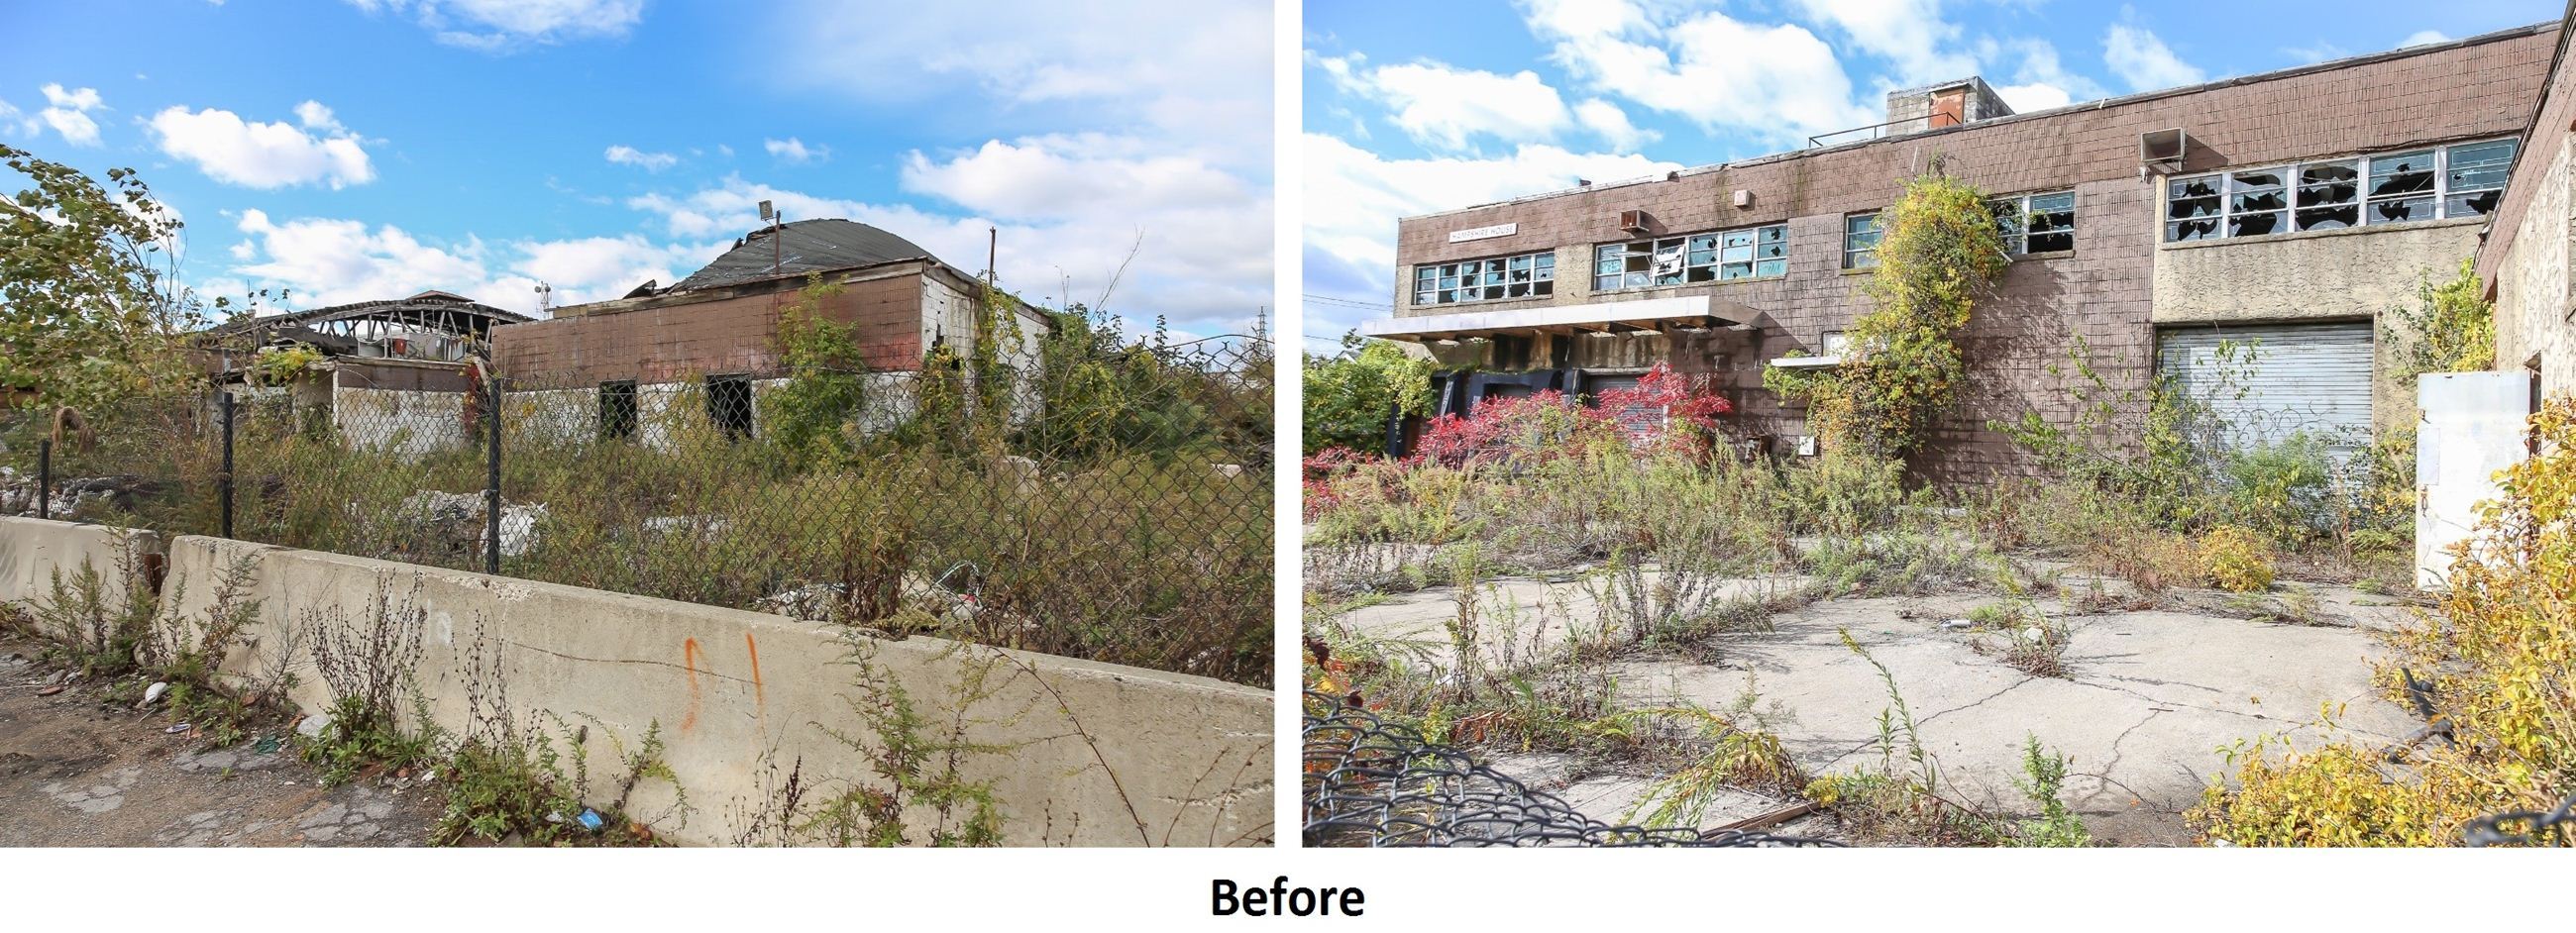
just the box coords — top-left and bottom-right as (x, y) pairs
(744, 633), (765, 709)
(681, 637), (702, 732)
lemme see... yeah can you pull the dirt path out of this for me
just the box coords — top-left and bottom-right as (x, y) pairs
(0, 637), (442, 847)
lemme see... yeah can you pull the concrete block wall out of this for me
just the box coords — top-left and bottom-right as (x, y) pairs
(153, 534), (1272, 848)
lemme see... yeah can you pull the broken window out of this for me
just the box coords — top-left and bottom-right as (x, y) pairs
(2366, 151), (2435, 224)
(2228, 169), (2288, 237)
(2166, 175), (2222, 241)
(2294, 160), (2359, 231)
(705, 374), (753, 440)
(2442, 139), (2517, 217)
(1843, 213), (1882, 268)
(1593, 222), (1786, 293)
(1414, 250), (1555, 305)
(1989, 190), (2075, 255)
(598, 380), (637, 440)
(2165, 137), (2518, 242)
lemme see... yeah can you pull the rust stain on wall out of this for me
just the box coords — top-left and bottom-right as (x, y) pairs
(743, 632), (764, 710)
(682, 637), (702, 732)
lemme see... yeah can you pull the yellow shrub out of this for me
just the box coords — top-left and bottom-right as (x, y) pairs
(2200, 524), (2274, 592)
(2195, 396), (2576, 846)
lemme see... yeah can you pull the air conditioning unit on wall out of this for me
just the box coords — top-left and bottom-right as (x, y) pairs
(1619, 209), (1652, 234)
(2140, 128), (2189, 174)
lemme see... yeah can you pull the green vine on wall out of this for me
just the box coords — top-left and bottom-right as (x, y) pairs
(1767, 171), (2008, 459)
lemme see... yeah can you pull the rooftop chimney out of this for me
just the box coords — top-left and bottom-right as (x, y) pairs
(1883, 76), (2013, 135)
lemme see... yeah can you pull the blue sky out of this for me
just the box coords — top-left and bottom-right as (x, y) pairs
(0, 0), (1271, 335)
(1301, 0), (2564, 346)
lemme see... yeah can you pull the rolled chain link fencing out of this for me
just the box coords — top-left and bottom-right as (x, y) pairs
(2, 336), (1273, 688)
(1302, 692), (1840, 848)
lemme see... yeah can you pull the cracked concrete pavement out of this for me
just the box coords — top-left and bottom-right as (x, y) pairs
(1334, 570), (2423, 845)
(0, 638), (441, 847)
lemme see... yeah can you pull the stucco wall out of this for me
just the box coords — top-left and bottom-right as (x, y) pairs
(2153, 218), (2483, 429)
(154, 534), (1271, 847)
(2493, 128), (2576, 397)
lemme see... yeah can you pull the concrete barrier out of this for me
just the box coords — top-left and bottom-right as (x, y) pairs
(157, 534), (1271, 847)
(0, 517), (161, 638)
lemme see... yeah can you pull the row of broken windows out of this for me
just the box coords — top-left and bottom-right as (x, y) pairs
(2164, 138), (2517, 241)
(1413, 136), (2511, 303)
(1413, 251), (1557, 306)
(1591, 223), (1790, 292)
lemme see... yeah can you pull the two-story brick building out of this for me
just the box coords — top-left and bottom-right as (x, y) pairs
(1364, 25), (2558, 482)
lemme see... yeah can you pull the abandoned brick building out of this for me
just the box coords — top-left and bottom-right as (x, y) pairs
(489, 218), (1050, 440)
(1364, 24), (2559, 481)
(198, 290), (530, 454)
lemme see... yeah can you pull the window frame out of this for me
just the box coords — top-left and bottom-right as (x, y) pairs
(1590, 222), (1789, 293)
(705, 373), (754, 441)
(597, 379), (638, 441)
(1842, 212), (1882, 269)
(1411, 250), (1557, 306)
(1988, 190), (2077, 256)
(2163, 136), (2520, 243)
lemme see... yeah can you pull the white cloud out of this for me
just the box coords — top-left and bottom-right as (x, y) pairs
(343, 0), (644, 52)
(2104, 22), (2205, 92)
(1301, 133), (1679, 330)
(750, 0), (1271, 331)
(767, 0), (1270, 171)
(1787, 0), (1980, 85)
(900, 137), (1246, 220)
(764, 137), (826, 164)
(627, 167), (1268, 330)
(1519, 0), (1875, 145)
(221, 208), (721, 316)
(293, 100), (343, 132)
(2400, 30), (2451, 49)
(1573, 98), (1655, 152)
(1992, 39), (2109, 113)
(603, 145), (678, 171)
(37, 83), (104, 147)
(148, 104), (374, 189)
(1318, 54), (1572, 151)
(0, 98), (38, 138)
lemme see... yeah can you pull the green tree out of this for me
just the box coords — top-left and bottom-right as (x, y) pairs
(1767, 171), (2008, 458)
(2387, 258), (2495, 379)
(763, 274), (872, 464)
(1, 145), (214, 415)
(1302, 333), (1433, 456)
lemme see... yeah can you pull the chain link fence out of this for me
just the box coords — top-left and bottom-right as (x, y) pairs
(2463, 790), (2576, 847)
(1303, 692), (1839, 847)
(2, 336), (1273, 687)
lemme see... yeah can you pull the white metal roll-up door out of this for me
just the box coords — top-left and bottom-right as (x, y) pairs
(2155, 322), (2375, 454)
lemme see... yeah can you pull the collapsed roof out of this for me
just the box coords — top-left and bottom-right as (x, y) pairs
(671, 218), (942, 292)
(198, 290), (529, 360)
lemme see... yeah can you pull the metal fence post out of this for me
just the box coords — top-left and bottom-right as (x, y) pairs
(218, 390), (235, 539)
(485, 374), (503, 575)
(36, 437), (51, 521)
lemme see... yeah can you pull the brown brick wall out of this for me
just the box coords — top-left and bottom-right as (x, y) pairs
(490, 267), (925, 387)
(1392, 26), (2557, 481)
